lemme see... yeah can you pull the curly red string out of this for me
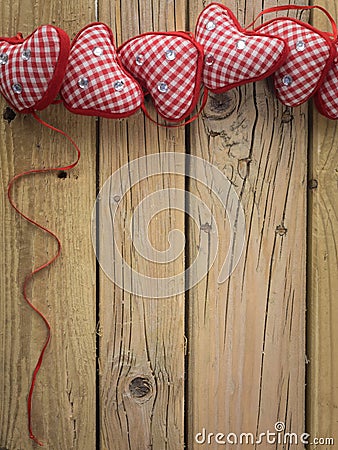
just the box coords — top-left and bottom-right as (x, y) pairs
(7, 112), (81, 446)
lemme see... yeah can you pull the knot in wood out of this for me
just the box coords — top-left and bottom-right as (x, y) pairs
(3, 107), (16, 124)
(308, 179), (318, 190)
(276, 225), (288, 236)
(129, 377), (152, 399)
(204, 91), (237, 121)
(58, 171), (68, 179)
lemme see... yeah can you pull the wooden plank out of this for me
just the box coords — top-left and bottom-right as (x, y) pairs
(308, 1), (338, 445)
(98, 1), (187, 449)
(0, 1), (97, 448)
(187, 1), (307, 447)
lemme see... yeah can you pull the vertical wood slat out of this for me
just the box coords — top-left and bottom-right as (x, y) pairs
(98, 1), (187, 449)
(308, 1), (338, 445)
(187, 1), (307, 447)
(0, 0), (97, 448)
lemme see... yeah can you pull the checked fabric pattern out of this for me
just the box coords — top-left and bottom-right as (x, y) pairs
(195, 3), (288, 93)
(118, 32), (204, 122)
(61, 23), (143, 118)
(0, 26), (68, 112)
(257, 19), (334, 107)
(315, 42), (338, 120)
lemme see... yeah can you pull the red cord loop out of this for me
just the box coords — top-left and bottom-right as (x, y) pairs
(246, 4), (338, 40)
(7, 112), (81, 446)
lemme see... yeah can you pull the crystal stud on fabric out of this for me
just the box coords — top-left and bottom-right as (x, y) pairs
(78, 77), (89, 89)
(283, 75), (293, 86)
(158, 81), (169, 93)
(206, 21), (216, 31)
(0, 53), (8, 64)
(22, 49), (31, 61)
(236, 39), (246, 50)
(113, 80), (125, 92)
(205, 54), (215, 66)
(12, 83), (23, 94)
(296, 41), (306, 52)
(165, 49), (176, 61)
(136, 54), (145, 65)
(93, 47), (103, 56)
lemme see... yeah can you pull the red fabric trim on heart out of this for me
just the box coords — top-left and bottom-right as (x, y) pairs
(118, 32), (204, 122)
(256, 18), (336, 107)
(315, 41), (338, 120)
(0, 26), (70, 113)
(195, 3), (289, 93)
(60, 23), (144, 119)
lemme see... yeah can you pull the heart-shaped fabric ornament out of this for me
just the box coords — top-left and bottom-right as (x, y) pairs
(195, 3), (288, 93)
(315, 42), (338, 120)
(0, 25), (70, 113)
(256, 19), (335, 107)
(61, 23), (143, 118)
(118, 32), (204, 122)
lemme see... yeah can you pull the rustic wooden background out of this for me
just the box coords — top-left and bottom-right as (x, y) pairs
(0, 0), (337, 449)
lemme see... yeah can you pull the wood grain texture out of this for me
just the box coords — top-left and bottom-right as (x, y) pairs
(0, 1), (97, 448)
(308, 1), (338, 445)
(98, 1), (186, 449)
(1, 1), (337, 449)
(187, 1), (307, 448)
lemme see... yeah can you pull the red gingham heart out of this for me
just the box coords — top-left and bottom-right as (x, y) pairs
(118, 32), (204, 122)
(256, 19), (335, 107)
(0, 26), (70, 113)
(195, 3), (288, 93)
(315, 41), (338, 120)
(61, 23), (143, 118)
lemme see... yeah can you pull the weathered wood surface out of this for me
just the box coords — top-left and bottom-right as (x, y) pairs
(98, 2), (186, 449)
(308, 1), (338, 446)
(0, 0), (337, 449)
(187, 1), (307, 448)
(0, 0), (97, 449)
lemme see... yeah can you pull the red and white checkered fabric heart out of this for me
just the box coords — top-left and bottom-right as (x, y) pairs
(195, 3), (288, 93)
(61, 23), (143, 118)
(256, 19), (335, 107)
(118, 32), (204, 122)
(0, 26), (70, 113)
(315, 42), (338, 120)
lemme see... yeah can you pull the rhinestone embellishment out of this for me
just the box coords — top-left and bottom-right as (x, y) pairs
(206, 21), (216, 31)
(296, 41), (306, 52)
(165, 49), (176, 61)
(136, 54), (145, 66)
(78, 77), (89, 89)
(158, 82), (168, 93)
(205, 54), (215, 66)
(236, 39), (246, 50)
(12, 83), (23, 94)
(93, 47), (103, 56)
(0, 53), (8, 65)
(114, 80), (125, 92)
(283, 75), (293, 86)
(22, 49), (31, 60)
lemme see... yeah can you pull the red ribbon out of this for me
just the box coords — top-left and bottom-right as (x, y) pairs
(7, 112), (81, 446)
